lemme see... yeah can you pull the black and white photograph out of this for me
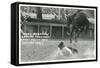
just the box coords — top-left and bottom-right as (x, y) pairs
(0, 0), (100, 67)
(13, 3), (97, 65)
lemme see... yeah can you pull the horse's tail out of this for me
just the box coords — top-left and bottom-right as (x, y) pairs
(84, 20), (90, 33)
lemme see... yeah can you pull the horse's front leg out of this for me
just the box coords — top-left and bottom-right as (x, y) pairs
(74, 32), (78, 43)
(70, 35), (72, 43)
(69, 29), (73, 43)
(74, 30), (81, 43)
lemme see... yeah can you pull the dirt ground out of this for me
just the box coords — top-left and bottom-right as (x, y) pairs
(21, 39), (96, 62)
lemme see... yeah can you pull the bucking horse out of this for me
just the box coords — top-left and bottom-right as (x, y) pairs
(67, 10), (90, 43)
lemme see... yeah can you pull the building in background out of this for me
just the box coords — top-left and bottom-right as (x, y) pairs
(20, 6), (95, 39)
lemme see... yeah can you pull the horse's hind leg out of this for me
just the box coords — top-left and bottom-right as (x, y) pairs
(69, 31), (73, 43)
(69, 32), (72, 43)
(70, 37), (72, 43)
(74, 32), (78, 43)
(75, 36), (77, 43)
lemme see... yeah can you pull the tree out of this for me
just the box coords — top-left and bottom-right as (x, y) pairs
(37, 7), (42, 19)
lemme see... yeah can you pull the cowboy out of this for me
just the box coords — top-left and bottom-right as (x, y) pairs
(58, 42), (78, 57)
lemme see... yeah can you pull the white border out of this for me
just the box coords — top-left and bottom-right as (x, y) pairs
(19, 4), (96, 64)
